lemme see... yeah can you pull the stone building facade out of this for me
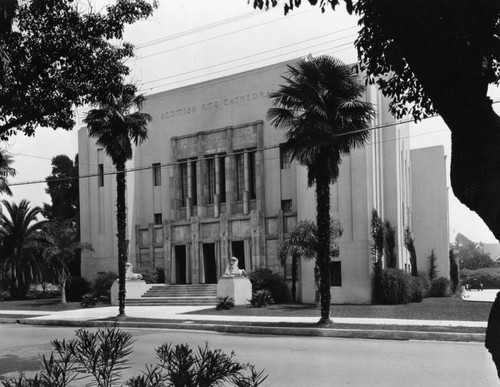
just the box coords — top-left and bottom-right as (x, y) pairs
(78, 58), (449, 304)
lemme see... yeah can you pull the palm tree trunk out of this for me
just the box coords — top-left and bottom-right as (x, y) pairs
(316, 158), (332, 326)
(116, 162), (127, 318)
(60, 276), (67, 304)
(291, 253), (298, 303)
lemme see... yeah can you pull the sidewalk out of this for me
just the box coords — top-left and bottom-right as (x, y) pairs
(0, 301), (489, 343)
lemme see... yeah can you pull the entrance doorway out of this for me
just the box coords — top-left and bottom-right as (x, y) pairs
(231, 240), (246, 271)
(202, 243), (217, 284)
(175, 245), (187, 284)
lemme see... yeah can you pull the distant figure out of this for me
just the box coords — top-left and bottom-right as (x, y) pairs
(223, 257), (247, 277)
(486, 291), (500, 379)
(125, 262), (143, 280)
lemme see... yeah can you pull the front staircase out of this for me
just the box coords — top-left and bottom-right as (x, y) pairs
(126, 284), (217, 306)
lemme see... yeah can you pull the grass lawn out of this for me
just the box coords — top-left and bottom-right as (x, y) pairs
(187, 296), (492, 322)
(0, 298), (84, 312)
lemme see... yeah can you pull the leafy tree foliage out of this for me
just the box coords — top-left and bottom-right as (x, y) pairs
(279, 218), (342, 302)
(428, 249), (438, 282)
(251, 0), (500, 243)
(404, 226), (418, 276)
(449, 248), (460, 293)
(0, 148), (15, 196)
(0, 0), (156, 140)
(454, 232), (495, 270)
(43, 154), (79, 221)
(383, 220), (397, 269)
(268, 55), (374, 325)
(83, 83), (152, 318)
(0, 199), (47, 299)
(42, 220), (93, 303)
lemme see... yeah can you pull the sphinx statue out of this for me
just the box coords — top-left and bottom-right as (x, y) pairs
(223, 257), (247, 277)
(125, 262), (143, 280)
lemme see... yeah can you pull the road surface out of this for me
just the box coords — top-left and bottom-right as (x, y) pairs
(0, 324), (497, 386)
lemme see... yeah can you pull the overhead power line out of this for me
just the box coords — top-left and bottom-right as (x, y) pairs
(6, 114), (442, 188)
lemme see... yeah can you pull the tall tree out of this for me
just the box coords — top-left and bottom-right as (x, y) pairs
(43, 154), (79, 222)
(0, 0), (156, 140)
(252, 0), (500, 243)
(268, 55), (374, 325)
(42, 220), (93, 304)
(83, 83), (151, 318)
(279, 218), (342, 303)
(0, 199), (47, 299)
(454, 233), (494, 270)
(404, 226), (418, 276)
(0, 148), (15, 196)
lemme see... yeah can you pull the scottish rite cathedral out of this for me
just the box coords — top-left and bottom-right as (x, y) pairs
(78, 59), (449, 304)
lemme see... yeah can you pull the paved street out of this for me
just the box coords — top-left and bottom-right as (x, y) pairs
(0, 324), (497, 386)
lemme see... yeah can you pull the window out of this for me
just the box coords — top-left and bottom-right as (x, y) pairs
(191, 160), (197, 206)
(152, 163), (161, 186)
(248, 150), (256, 200)
(330, 261), (342, 287)
(154, 213), (162, 225)
(235, 152), (244, 201)
(219, 155), (226, 203)
(180, 161), (188, 207)
(280, 145), (292, 169)
(207, 157), (215, 204)
(281, 200), (292, 213)
(98, 163), (104, 187)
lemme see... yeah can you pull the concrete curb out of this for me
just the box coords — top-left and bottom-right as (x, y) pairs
(3, 317), (485, 343)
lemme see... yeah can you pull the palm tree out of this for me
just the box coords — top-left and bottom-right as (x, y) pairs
(0, 148), (16, 196)
(83, 83), (151, 318)
(268, 55), (374, 325)
(0, 199), (47, 299)
(279, 218), (343, 303)
(43, 220), (93, 303)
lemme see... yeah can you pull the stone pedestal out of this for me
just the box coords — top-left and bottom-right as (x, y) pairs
(217, 276), (252, 305)
(110, 280), (151, 306)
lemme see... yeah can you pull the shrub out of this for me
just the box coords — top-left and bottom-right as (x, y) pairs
(461, 267), (500, 289)
(2, 326), (268, 386)
(408, 276), (424, 303)
(416, 273), (431, 298)
(92, 271), (117, 302)
(249, 268), (290, 303)
(216, 296), (235, 310)
(250, 290), (274, 308)
(156, 267), (165, 283)
(138, 266), (158, 284)
(430, 276), (451, 297)
(65, 276), (91, 302)
(377, 268), (412, 305)
(80, 293), (98, 308)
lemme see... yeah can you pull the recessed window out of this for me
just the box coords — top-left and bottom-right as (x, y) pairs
(152, 163), (161, 186)
(98, 163), (104, 187)
(280, 145), (292, 169)
(154, 213), (162, 225)
(235, 152), (244, 201)
(281, 200), (292, 213)
(330, 261), (342, 287)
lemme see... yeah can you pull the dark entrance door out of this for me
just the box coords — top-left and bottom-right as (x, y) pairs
(231, 240), (246, 271)
(202, 243), (217, 284)
(175, 245), (187, 284)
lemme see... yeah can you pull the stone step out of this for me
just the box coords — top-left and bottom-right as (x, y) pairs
(129, 284), (218, 306)
(127, 297), (216, 306)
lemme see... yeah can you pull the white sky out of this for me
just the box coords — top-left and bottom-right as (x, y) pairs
(2, 0), (498, 244)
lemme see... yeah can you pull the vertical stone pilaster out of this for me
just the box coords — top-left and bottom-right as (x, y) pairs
(220, 214), (229, 278)
(197, 157), (205, 218)
(191, 217), (200, 284)
(256, 121), (265, 213)
(250, 210), (262, 269)
(226, 127), (233, 216)
(187, 160), (193, 219)
(164, 221), (172, 284)
(215, 156), (220, 217)
(243, 151), (249, 215)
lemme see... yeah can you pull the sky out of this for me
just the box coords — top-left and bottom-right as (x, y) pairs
(2, 0), (498, 244)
